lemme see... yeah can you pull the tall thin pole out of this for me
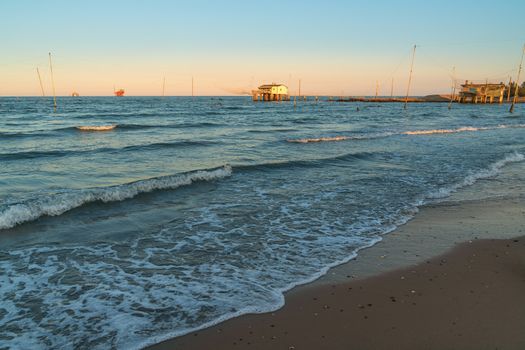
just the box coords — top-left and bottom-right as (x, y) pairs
(390, 77), (394, 98)
(404, 45), (416, 110)
(162, 77), (166, 97)
(507, 76), (512, 102)
(48, 52), (57, 110)
(298, 79), (301, 97)
(375, 80), (379, 98)
(36, 68), (45, 96)
(448, 66), (456, 110)
(510, 44), (525, 113)
(191, 76), (194, 98)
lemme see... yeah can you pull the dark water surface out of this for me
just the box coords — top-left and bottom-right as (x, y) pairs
(0, 97), (524, 349)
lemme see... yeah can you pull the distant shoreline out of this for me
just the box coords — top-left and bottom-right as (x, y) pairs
(0, 95), (524, 102)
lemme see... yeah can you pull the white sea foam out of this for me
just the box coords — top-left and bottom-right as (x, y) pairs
(288, 124), (525, 143)
(1, 152), (524, 350)
(426, 152), (524, 200)
(76, 125), (117, 131)
(287, 132), (394, 143)
(0, 165), (232, 230)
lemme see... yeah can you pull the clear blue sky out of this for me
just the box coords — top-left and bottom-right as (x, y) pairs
(1, 0), (524, 95)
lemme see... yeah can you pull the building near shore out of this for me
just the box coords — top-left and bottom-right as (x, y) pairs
(458, 81), (505, 104)
(252, 83), (289, 101)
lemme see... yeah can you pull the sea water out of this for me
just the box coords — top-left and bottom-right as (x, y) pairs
(0, 97), (524, 349)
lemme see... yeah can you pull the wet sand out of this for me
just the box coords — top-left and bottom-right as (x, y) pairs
(147, 195), (525, 350)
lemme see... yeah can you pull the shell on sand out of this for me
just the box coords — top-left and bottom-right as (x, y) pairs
(76, 125), (117, 131)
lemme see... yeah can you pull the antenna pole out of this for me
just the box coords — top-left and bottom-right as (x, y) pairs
(510, 44), (525, 113)
(448, 66), (456, 110)
(404, 45), (416, 110)
(48, 52), (57, 111)
(36, 67), (46, 96)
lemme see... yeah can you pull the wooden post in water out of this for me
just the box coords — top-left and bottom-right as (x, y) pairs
(404, 45), (416, 110)
(36, 67), (45, 96)
(448, 67), (456, 110)
(507, 76), (512, 102)
(510, 44), (524, 113)
(48, 52), (57, 111)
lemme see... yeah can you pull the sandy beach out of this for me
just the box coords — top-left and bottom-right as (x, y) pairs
(149, 185), (525, 349)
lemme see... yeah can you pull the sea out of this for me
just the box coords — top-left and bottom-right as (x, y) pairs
(0, 96), (524, 349)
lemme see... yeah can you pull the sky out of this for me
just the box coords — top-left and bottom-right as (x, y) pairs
(1, 0), (524, 96)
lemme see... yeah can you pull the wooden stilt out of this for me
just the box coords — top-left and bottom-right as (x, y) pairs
(448, 67), (456, 110)
(507, 77), (512, 102)
(48, 52), (57, 111)
(36, 67), (45, 97)
(404, 45), (417, 110)
(510, 44), (525, 113)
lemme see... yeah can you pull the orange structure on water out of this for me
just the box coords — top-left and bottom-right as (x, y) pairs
(114, 89), (125, 97)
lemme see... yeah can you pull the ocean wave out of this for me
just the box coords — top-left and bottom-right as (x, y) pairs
(0, 121), (227, 139)
(426, 151), (524, 200)
(0, 140), (214, 161)
(287, 132), (393, 143)
(76, 125), (117, 131)
(404, 124), (525, 136)
(0, 166), (232, 230)
(235, 151), (380, 172)
(403, 126), (480, 135)
(139, 152), (525, 349)
(287, 124), (525, 143)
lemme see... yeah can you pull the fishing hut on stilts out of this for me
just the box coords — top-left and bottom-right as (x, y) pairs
(252, 83), (289, 102)
(458, 81), (505, 104)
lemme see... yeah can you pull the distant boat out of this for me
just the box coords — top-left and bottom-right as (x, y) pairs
(76, 125), (117, 131)
(114, 89), (125, 97)
(71, 92), (80, 97)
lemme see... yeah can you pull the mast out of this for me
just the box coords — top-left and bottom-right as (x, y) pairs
(375, 80), (379, 98)
(510, 44), (525, 113)
(48, 52), (57, 111)
(448, 66), (456, 110)
(36, 67), (45, 96)
(404, 45), (416, 110)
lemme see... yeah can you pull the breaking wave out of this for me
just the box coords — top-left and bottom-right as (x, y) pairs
(287, 133), (393, 143)
(287, 124), (525, 143)
(76, 125), (117, 131)
(0, 166), (232, 230)
(426, 151), (525, 200)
